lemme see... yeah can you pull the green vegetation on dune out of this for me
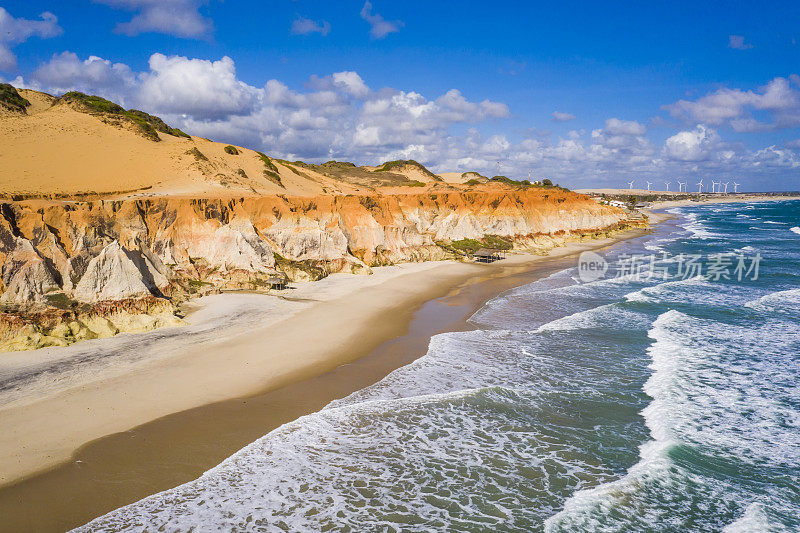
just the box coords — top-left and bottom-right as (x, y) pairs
(59, 91), (190, 141)
(376, 160), (442, 181)
(0, 83), (31, 113)
(224, 145), (239, 155)
(186, 147), (208, 161)
(256, 151), (284, 187)
(439, 234), (513, 256)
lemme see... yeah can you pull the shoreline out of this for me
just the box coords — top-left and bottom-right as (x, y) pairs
(0, 226), (654, 532)
(646, 194), (800, 209)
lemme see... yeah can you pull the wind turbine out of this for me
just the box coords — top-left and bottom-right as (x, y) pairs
(497, 161), (501, 176)
(723, 182), (729, 194)
(646, 181), (652, 191)
(711, 181), (719, 193)
(664, 181), (671, 192)
(733, 182), (740, 193)
(697, 179), (704, 193)
(627, 180), (635, 190)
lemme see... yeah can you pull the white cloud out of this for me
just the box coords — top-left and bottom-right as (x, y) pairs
(665, 77), (800, 131)
(19, 51), (800, 189)
(602, 118), (646, 136)
(360, 1), (403, 39)
(728, 35), (753, 50)
(291, 16), (330, 36)
(93, 0), (211, 38)
(664, 125), (721, 161)
(33, 52), (136, 102)
(139, 54), (258, 119)
(0, 7), (62, 71)
(308, 71), (371, 99)
(551, 111), (576, 122)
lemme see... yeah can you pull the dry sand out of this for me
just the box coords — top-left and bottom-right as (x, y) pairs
(0, 227), (652, 532)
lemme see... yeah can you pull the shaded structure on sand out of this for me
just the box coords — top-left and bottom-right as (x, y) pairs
(266, 276), (289, 290)
(474, 248), (506, 263)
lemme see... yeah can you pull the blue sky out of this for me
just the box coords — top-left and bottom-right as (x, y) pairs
(2, 0), (800, 190)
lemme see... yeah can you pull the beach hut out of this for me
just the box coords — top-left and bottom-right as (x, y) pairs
(266, 276), (288, 290)
(474, 248), (505, 263)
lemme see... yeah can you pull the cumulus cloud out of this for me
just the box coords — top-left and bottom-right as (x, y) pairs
(0, 7), (62, 71)
(93, 0), (212, 38)
(551, 111), (576, 122)
(664, 125), (721, 161)
(20, 51), (800, 188)
(360, 1), (403, 39)
(665, 77), (800, 131)
(308, 71), (371, 99)
(33, 52), (136, 103)
(291, 16), (330, 36)
(728, 35), (753, 50)
(139, 54), (258, 119)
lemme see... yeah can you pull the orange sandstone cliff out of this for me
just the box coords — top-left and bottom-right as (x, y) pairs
(0, 84), (642, 351)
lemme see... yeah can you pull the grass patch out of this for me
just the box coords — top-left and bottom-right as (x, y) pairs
(406, 180), (426, 187)
(60, 91), (190, 141)
(465, 179), (482, 186)
(187, 147), (208, 161)
(449, 238), (485, 254)
(483, 234), (513, 250)
(273, 253), (327, 281)
(224, 145), (239, 155)
(440, 234), (513, 256)
(0, 83), (31, 113)
(376, 160), (442, 181)
(256, 151), (283, 187)
(359, 196), (380, 210)
(45, 292), (78, 310)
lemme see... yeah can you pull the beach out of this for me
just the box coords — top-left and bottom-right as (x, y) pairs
(69, 199), (800, 532)
(0, 225), (653, 532)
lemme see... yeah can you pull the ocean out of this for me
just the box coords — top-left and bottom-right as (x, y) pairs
(79, 200), (800, 532)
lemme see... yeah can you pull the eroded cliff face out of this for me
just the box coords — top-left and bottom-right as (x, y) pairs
(0, 190), (638, 350)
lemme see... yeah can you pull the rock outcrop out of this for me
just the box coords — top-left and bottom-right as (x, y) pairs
(0, 189), (641, 351)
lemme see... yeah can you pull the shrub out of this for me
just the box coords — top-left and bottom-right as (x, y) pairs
(376, 160), (442, 181)
(224, 145), (239, 155)
(449, 238), (484, 254)
(255, 151), (283, 186)
(359, 196), (380, 210)
(0, 83), (31, 113)
(60, 91), (190, 141)
(465, 179), (482, 186)
(483, 234), (513, 250)
(405, 180), (426, 187)
(186, 147), (208, 161)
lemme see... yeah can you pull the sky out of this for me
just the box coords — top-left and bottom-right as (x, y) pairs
(1, 0), (800, 191)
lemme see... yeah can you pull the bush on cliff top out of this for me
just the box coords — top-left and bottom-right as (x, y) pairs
(376, 160), (442, 181)
(256, 151), (284, 187)
(60, 91), (190, 141)
(0, 84), (31, 113)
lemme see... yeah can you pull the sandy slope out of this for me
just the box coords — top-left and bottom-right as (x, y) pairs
(0, 94), (340, 198)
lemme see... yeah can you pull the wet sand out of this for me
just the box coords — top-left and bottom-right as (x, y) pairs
(0, 227), (652, 532)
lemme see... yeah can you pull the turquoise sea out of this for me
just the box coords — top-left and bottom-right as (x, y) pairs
(79, 200), (800, 532)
